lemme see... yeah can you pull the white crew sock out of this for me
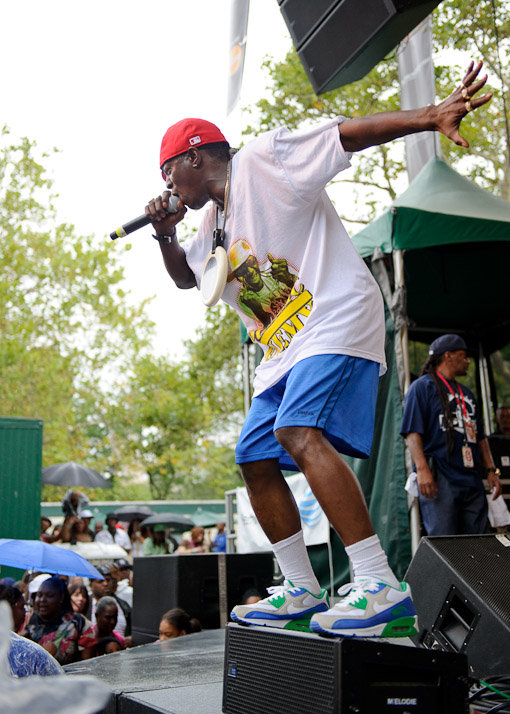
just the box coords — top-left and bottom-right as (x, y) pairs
(272, 530), (322, 595)
(345, 534), (400, 588)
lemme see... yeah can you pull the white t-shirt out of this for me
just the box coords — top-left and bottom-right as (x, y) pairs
(183, 117), (386, 396)
(94, 527), (131, 551)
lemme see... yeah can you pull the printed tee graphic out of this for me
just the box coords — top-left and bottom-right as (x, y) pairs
(228, 239), (313, 361)
(439, 392), (478, 437)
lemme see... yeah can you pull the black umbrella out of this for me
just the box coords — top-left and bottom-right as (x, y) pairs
(113, 505), (154, 522)
(42, 461), (112, 489)
(141, 512), (195, 531)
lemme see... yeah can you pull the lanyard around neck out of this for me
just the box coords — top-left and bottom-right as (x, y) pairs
(435, 370), (469, 421)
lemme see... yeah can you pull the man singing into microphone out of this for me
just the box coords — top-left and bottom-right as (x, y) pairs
(145, 62), (491, 637)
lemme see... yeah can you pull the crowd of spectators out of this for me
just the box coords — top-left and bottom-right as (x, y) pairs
(0, 560), (205, 672)
(40, 491), (228, 555)
(1, 494), (231, 677)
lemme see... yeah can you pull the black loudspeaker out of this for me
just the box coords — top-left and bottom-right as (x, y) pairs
(278, 0), (442, 94)
(223, 624), (468, 714)
(131, 553), (274, 643)
(405, 534), (510, 678)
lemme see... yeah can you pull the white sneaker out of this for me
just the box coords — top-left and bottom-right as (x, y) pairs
(231, 579), (329, 632)
(310, 577), (418, 638)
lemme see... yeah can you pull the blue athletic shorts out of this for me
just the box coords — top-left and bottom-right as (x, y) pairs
(235, 354), (380, 471)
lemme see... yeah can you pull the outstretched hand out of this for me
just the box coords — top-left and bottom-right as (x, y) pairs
(434, 61), (493, 148)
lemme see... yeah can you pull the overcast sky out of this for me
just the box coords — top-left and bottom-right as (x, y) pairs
(1, 1), (291, 358)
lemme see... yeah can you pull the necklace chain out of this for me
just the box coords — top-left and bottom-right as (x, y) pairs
(215, 159), (231, 237)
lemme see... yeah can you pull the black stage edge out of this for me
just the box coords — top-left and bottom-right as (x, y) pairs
(223, 624), (468, 714)
(64, 629), (225, 714)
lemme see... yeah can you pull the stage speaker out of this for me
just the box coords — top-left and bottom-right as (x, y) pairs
(131, 553), (273, 644)
(223, 624), (467, 714)
(278, 0), (443, 94)
(405, 534), (510, 678)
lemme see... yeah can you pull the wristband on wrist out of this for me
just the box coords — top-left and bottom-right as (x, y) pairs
(152, 230), (176, 244)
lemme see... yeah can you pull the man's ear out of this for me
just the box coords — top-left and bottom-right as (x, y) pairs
(186, 148), (202, 168)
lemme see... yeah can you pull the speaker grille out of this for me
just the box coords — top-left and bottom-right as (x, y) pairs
(430, 536), (510, 623)
(224, 627), (337, 714)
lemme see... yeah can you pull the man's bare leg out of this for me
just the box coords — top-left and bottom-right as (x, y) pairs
(231, 457), (329, 627)
(274, 424), (399, 587)
(240, 458), (300, 543)
(274, 426), (374, 546)
(239, 458), (322, 593)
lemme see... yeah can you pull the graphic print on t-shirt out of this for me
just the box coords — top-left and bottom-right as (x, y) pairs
(227, 239), (313, 361)
(439, 392), (477, 438)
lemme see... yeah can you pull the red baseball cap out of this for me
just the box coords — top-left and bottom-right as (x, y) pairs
(160, 118), (228, 169)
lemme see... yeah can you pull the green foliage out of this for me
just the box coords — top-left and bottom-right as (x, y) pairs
(0, 128), (245, 502)
(432, 0), (510, 196)
(0, 128), (153, 475)
(244, 50), (403, 224)
(243, 0), (510, 223)
(118, 303), (245, 500)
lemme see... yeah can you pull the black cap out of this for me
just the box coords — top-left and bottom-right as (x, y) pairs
(105, 513), (118, 522)
(94, 564), (113, 579)
(114, 558), (132, 570)
(428, 334), (468, 356)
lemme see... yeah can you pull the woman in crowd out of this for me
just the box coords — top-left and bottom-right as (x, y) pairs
(68, 582), (91, 617)
(158, 608), (202, 640)
(23, 575), (95, 664)
(0, 584), (64, 677)
(240, 589), (263, 606)
(60, 515), (94, 544)
(90, 596), (125, 655)
(128, 520), (147, 558)
(176, 526), (208, 554)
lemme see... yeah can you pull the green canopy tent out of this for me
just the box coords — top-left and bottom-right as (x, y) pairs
(351, 156), (510, 551)
(353, 156), (510, 355)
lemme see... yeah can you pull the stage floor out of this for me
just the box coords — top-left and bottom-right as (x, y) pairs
(65, 629), (226, 714)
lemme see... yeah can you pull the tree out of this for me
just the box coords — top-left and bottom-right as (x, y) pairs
(119, 304), (245, 499)
(0, 128), (154, 491)
(433, 0), (510, 197)
(243, 0), (510, 224)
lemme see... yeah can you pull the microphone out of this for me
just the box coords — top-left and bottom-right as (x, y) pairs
(110, 194), (180, 240)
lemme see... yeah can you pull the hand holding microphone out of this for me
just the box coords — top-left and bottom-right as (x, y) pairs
(110, 192), (185, 240)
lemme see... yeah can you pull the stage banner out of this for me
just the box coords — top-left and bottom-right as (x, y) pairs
(236, 473), (330, 553)
(397, 15), (441, 181)
(227, 0), (250, 115)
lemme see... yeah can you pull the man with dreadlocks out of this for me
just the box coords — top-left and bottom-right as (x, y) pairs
(401, 335), (502, 535)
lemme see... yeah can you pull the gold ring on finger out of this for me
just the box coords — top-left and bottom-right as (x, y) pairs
(465, 100), (473, 112)
(461, 87), (469, 99)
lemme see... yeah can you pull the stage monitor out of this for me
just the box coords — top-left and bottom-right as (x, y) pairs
(278, 0), (443, 94)
(224, 624), (467, 714)
(131, 552), (274, 644)
(406, 534), (510, 678)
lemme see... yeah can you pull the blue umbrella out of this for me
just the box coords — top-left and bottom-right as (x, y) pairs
(0, 539), (104, 579)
